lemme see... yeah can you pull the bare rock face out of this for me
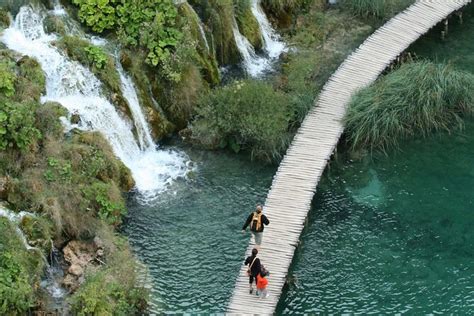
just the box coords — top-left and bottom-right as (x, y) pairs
(62, 238), (105, 291)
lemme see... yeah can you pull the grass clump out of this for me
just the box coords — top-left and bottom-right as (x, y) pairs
(189, 80), (291, 161)
(340, 0), (414, 21)
(344, 61), (474, 152)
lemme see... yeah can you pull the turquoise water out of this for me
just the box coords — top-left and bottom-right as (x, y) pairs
(123, 4), (474, 314)
(123, 148), (276, 313)
(277, 124), (474, 314)
(409, 3), (474, 73)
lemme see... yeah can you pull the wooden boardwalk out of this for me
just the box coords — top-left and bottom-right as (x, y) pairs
(227, 0), (471, 314)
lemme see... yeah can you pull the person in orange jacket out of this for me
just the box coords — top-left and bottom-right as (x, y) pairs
(256, 269), (269, 298)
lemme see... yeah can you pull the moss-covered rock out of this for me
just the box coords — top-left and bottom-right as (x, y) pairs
(0, 217), (45, 314)
(0, 8), (10, 29)
(19, 214), (53, 254)
(234, 0), (263, 50)
(55, 36), (121, 96)
(190, 0), (241, 65)
(43, 15), (66, 35)
(177, 2), (220, 86)
(120, 49), (175, 140)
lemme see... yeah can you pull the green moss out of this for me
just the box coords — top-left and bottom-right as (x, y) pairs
(234, 0), (263, 49)
(191, 0), (241, 65)
(0, 217), (44, 314)
(0, 8), (10, 29)
(43, 15), (66, 35)
(16, 56), (46, 102)
(19, 215), (53, 254)
(55, 36), (121, 96)
(121, 49), (175, 140)
(157, 63), (207, 130)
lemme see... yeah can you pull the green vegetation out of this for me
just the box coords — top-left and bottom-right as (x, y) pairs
(190, 80), (291, 161)
(0, 48), (146, 313)
(56, 36), (121, 95)
(70, 231), (148, 315)
(189, 3), (372, 162)
(344, 61), (474, 152)
(71, 0), (183, 81)
(189, 0), (241, 65)
(0, 8), (10, 29)
(0, 217), (44, 314)
(234, 0), (262, 49)
(340, 0), (414, 21)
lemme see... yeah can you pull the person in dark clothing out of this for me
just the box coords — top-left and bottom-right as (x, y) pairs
(241, 204), (269, 246)
(245, 248), (261, 294)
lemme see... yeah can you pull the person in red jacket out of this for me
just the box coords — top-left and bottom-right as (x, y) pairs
(256, 270), (269, 298)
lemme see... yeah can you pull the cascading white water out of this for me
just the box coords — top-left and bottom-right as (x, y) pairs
(250, 0), (287, 58)
(0, 205), (66, 299)
(231, 16), (269, 77)
(2, 6), (189, 201)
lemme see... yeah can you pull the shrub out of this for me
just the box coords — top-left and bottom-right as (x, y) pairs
(0, 217), (44, 314)
(190, 80), (291, 161)
(83, 182), (126, 226)
(340, 0), (414, 20)
(344, 61), (474, 152)
(0, 99), (42, 151)
(84, 46), (108, 69)
(0, 61), (16, 97)
(72, 0), (117, 33)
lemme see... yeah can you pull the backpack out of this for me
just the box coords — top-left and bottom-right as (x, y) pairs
(250, 212), (262, 231)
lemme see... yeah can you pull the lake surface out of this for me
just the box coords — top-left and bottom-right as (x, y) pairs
(124, 4), (474, 313)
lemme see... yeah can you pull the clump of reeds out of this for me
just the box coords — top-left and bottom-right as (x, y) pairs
(344, 61), (474, 152)
(340, 0), (414, 20)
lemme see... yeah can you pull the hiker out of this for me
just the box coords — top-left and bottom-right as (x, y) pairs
(256, 269), (269, 298)
(241, 204), (269, 246)
(244, 248), (261, 294)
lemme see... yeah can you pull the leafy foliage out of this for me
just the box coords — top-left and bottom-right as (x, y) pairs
(0, 61), (16, 97)
(0, 99), (41, 151)
(190, 80), (291, 161)
(0, 218), (43, 314)
(344, 61), (474, 152)
(84, 45), (108, 69)
(72, 0), (117, 33)
(71, 0), (183, 79)
(83, 182), (126, 226)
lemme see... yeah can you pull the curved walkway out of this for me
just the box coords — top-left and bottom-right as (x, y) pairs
(227, 0), (471, 314)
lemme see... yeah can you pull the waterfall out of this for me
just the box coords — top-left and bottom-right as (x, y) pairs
(231, 16), (269, 77)
(184, 2), (210, 52)
(0, 205), (66, 300)
(250, 0), (286, 58)
(2, 6), (189, 201)
(51, 0), (66, 16)
(116, 62), (154, 150)
(0, 206), (36, 250)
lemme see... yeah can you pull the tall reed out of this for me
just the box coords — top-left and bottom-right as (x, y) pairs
(344, 61), (474, 152)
